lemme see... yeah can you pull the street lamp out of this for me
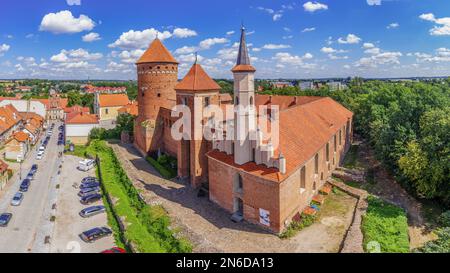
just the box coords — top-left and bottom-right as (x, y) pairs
(17, 155), (23, 180)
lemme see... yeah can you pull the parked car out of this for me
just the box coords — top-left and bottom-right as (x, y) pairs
(78, 187), (101, 198)
(38, 146), (45, 152)
(101, 247), (126, 253)
(81, 177), (98, 184)
(80, 194), (102, 205)
(31, 164), (38, 171)
(36, 151), (44, 160)
(79, 206), (105, 218)
(80, 182), (100, 189)
(26, 172), (34, 180)
(11, 192), (23, 206)
(78, 159), (95, 172)
(19, 179), (30, 192)
(79, 227), (112, 243)
(0, 213), (12, 227)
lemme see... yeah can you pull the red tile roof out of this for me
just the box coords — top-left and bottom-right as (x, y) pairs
(207, 96), (353, 183)
(13, 131), (29, 142)
(231, 64), (256, 72)
(64, 105), (90, 114)
(118, 102), (138, 116)
(136, 38), (178, 64)
(175, 64), (221, 92)
(0, 104), (21, 134)
(98, 94), (130, 107)
(66, 112), (99, 124)
(0, 159), (8, 173)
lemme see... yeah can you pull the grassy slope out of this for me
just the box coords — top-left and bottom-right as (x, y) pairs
(362, 196), (410, 253)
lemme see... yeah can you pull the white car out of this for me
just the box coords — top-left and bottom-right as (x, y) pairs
(36, 151), (44, 160)
(39, 146), (45, 152)
(11, 192), (23, 206)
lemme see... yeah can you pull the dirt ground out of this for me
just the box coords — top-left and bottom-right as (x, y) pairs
(344, 139), (438, 250)
(111, 143), (357, 253)
(50, 155), (115, 253)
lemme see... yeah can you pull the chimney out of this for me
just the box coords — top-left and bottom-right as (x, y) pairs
(278, 153), (286, 174)
(268, 95), (272, 103)
(293, 96), (298, 105)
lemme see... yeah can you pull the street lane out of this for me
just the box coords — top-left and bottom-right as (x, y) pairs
(0, 122), (62, 253)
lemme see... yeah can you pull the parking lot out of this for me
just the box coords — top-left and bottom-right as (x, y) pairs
(50, 154), (114, 253)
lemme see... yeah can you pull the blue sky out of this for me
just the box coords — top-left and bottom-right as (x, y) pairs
(0, 0), (449, 80)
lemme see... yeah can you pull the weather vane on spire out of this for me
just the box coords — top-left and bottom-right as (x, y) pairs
(194, 52), (198, 64)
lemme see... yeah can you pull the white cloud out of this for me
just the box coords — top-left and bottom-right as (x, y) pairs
(117, 49), (145, 63)
(82, 32), (101, 42)
(338, 34), (362, 44)
(0, 44), (10, 56)
(178, 53), (204, 63)
(367, 0), (381, 6)
(174, 46), (197, 55)
(419, 13), (450, 36)
(364, 47), (381, 55)
(66, 0), (81, 5)
(320, 47), (346, 54)
(39, 10), (95, 34)
(262, 44), (291, 50)
(109, 28), (172, 49)
(172, 28), (197, 38)
(303, 1), (328, 13)
(355, 51), (402, 68)
(226, 30), (235, 36)
(273, 13), (283, 21)
(363, 42), (375, 49)
(273, 52), (313, 66)
(302, 27), (316, 32)
(413, 48), (450, 63)
(387, 22), (399, 29)
(257, 7), (274, 14)
(50, 48), (102, 63)
(199, 37), (228, 49)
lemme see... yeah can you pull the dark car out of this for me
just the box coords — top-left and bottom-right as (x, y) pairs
(80, 194), (102, 205)
(80, 182), (100, 189)
(81, 177), (98, 184)
(31, 164), (38, 171)
(78, 187), (101, 197)
(79, 206), (105, 218)
(19, 179), (31, 192)
(0, 213), (12, 227)
(80, 227), (112, 242)
(101, 247), (126, 253)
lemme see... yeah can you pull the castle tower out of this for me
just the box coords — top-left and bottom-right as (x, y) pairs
(232, 26), (256, 165)
(134, 38), (179, 155)
(175, 60), (221, 187)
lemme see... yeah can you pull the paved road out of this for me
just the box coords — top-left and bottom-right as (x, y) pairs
(0, 122), (63, 253)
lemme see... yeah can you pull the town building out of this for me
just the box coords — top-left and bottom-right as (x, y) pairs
(94, 93), (130, 128)
(83, 85), (127, 94)
(133, 27), (353, 233)
(65, 111), (99, 145)
(0, 159), (9, 190)
(327, 81), (347, 91)
(299, 81), (315, 91)
(0, 104), (23, 144)
(118, 101), (138, 116)
(4, 131), (30, 161)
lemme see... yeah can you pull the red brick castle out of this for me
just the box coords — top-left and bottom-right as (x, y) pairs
(134, 27), (354, 233)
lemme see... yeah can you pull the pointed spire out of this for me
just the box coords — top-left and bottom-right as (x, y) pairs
(194, 52), (198, 64)
(236, 25), (251, 66)
(232, 25), (256, 72)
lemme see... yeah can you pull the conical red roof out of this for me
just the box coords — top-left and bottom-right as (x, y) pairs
(136, 38), (178, 64)
(175, 63), (221, 92)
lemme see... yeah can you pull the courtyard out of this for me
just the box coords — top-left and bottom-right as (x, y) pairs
(110, 143), (357, 253)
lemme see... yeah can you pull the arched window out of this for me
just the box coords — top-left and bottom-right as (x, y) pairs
(314, 154), (319, 174)
(249, 96), (253, 105)
(334, 135), (337, 152)
(326, 143), (330, 162)
(300, 166), (306, 190)
(234, 173), (243, 193)
(235, 97), (239, 105)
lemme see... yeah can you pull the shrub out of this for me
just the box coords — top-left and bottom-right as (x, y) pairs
(146, 156), (176, 179)
(438, 211), (450, 227)
(362, 196), (410, 253)
(415, 227), (450, 253)
(280, 214), (317, 239)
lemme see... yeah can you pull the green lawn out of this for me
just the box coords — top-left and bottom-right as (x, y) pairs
(362, 196), (410, 253)
(64, 144), (88, 158)
(86, 140), (192, 253)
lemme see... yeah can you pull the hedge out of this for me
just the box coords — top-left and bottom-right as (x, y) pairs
(87, 140), (192, 253)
